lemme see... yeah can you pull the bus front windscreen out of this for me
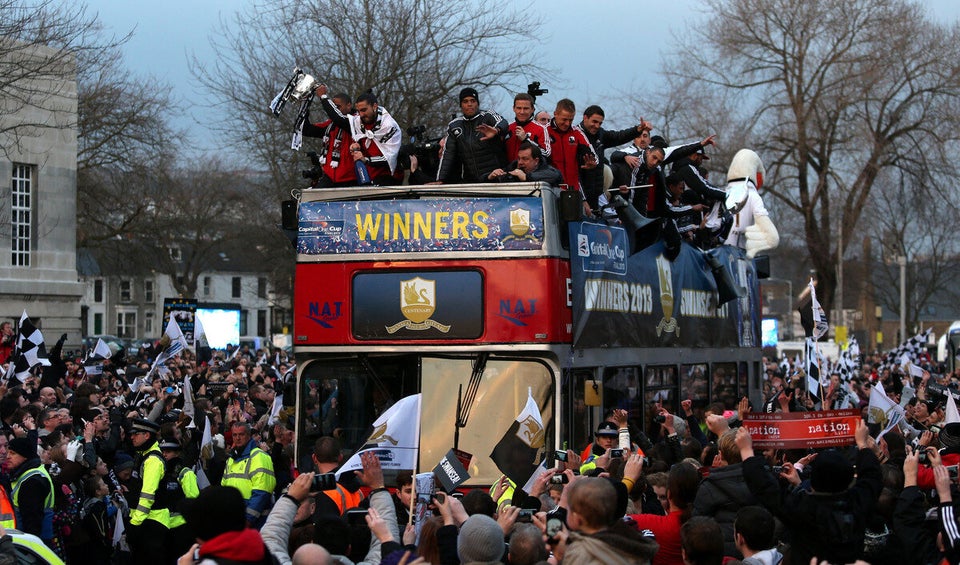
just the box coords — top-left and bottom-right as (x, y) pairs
(296, 354), (554, 486)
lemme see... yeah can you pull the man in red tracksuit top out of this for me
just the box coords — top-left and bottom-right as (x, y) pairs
(547, 98), (598, 215)
(504, 93), (551, 163)
(302, 93), (357, 187)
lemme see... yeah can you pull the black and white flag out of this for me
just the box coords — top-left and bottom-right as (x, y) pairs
(13, 310), (50, 382)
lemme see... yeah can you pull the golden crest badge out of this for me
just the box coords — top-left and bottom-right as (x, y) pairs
(386, 276), (451, 334)
(400, 277), (435, 323)
(510, 208), (531, 237)
(517, 415), (545, 449)
(368, 422), (400, 446)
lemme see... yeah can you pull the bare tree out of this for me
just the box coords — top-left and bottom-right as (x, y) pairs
(867, 169), (960, 330)
(664, 0), (960, 314)
(190, 0), (549, 198)
(76, 42), (185, 246)
(0, 0), (124, 157)
(129, 159), (269, 298)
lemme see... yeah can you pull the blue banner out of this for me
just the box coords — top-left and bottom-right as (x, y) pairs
(569, 221), (760, 348)
(298, 198), (544, 254)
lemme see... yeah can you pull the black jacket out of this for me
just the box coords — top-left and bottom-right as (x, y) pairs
(580, 124), (641, 208)
(743, 449), (882, 565)
(436, 110), (508, 183)
(693, 463), (759, 557)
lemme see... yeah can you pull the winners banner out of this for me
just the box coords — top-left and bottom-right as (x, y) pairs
(297, 197), (544, 254)
(569, 221), (760, 348)
(742, 409), (861, 449)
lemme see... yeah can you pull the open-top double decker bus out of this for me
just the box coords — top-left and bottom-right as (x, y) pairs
(290, 182), (763, 485)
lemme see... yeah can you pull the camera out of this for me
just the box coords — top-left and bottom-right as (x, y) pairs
(346, 509), (369, 526)
(527, 81), (548, 98)
(311, 473), (336, 491)
(301, 151), (323, 185)
(407, 125), (427, 140)
(653, 414), (667, 425)
(550, 474), (569, 484)
(554, 449), (568, 463)
(949, 465), (959, 479)
(610, 449), (624, 458)
(397, 126), (443, 180)
(517, 509), (534, 522)
(546, 515), (564, 541)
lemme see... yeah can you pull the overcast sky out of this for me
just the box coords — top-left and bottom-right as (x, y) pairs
(83, 0), (960, 157)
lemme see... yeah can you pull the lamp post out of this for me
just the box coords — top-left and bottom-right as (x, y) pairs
(898, 255), (907, 343)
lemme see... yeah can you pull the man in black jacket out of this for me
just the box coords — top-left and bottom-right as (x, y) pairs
(487, 142), (562, 185)
(435, 87), (508, 184)
(579, 106), (649, 212)
(736, 421), (882, 565)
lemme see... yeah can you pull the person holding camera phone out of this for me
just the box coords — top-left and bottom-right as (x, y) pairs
(914, 421), (960, 490)
(261, 451), (402, 565)
(547, 475), (659, 565)
(486, 142), (562, 185)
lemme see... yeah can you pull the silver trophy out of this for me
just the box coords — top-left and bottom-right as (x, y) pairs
(270, 67), (320, 116)
(290, 72), (319, 101)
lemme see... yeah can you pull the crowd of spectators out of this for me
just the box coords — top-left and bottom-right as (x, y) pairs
(0, 326), (953, 565)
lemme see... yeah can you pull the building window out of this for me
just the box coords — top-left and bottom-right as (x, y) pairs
(116, 309), (137, 338)
(145, 311), (154, 335)
(94, 279), (104, 303)
(119, 279), (132, 302)
(232, 277), (241, 298)
(203, 276), (212, 297)
(257, 277), (267, 299)
(11, 164), (34, 267)
(144, 280), (154, 302)
(239, 309), (248, 336)
(169, 246), (182, 262)
(94, 313), (103, 334)
(257, 309), (267, 337)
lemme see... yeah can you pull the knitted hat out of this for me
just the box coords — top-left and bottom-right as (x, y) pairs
(650, 135), (669, 149)
(941, 422), (960, 450)
(457, 514), (504, 564)
(113, 453), (136, 473)
(810, 450), (854, 493)
(459, 87), (479, 104)
(183, 486), (247, 541)
(8, 437), (36, 459)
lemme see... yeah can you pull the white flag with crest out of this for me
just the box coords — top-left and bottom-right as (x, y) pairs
(336, 394), (421, 478)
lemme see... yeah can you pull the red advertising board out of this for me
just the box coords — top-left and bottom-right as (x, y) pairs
(293, 258), (572, 345)
(742, 409), (861, 449)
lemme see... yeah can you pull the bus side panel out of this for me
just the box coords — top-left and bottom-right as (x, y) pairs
(293, 259), (572, 345)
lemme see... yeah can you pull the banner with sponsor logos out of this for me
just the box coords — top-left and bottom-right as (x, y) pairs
(297, 198), (544, 254)
(742, 409), (861, 449)
(569, 221), (760, 348)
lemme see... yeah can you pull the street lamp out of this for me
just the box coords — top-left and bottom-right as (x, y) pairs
(898, 255), (907, 343)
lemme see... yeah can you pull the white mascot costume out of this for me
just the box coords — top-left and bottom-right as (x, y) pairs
(723, 149), (779, 258)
